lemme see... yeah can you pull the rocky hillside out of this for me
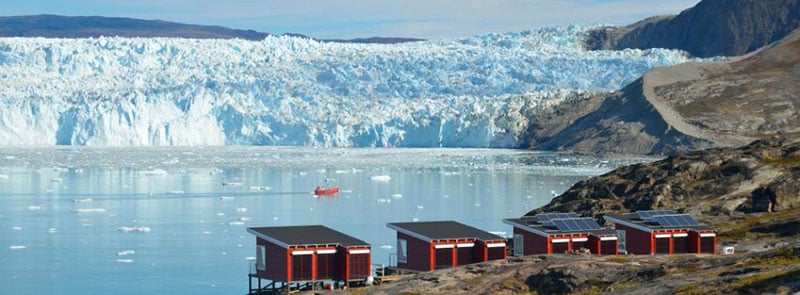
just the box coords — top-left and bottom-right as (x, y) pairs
(529, 27), (800, 155)
(528, 138), (800, 219)
(361, 138), (800, 294)
(586, 0), (800, 58)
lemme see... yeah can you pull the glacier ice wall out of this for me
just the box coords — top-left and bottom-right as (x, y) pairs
(0, 25), (695, 147)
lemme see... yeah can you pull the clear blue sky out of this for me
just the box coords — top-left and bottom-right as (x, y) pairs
(3, 0), (700, 39)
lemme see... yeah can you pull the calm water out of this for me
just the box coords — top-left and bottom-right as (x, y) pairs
(0, 147), (650, 294)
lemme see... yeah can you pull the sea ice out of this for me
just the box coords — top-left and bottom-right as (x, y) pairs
(26, 205), (41, 210)
(116, 259), (134, 263)
(117, 250), (135, 256)
(72, 198), (93, 203)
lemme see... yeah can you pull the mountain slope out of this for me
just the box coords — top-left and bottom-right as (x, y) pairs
(587, 0), (800, 58)
(0, 15), (269, 40)
(531, 28), (800, 155)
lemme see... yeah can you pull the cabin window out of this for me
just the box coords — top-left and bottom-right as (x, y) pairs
(616, 230), (627, 252)
(256, 245), (266, 270)
(397, 239), (407, 263)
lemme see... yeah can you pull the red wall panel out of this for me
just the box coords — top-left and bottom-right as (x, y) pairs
(257, 238), (289, 281)
(616, 224), (652, 255)
(397, 232), (432, 271)
(514, 228), (548, 255)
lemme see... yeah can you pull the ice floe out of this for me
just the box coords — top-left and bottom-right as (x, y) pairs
(138, 169), (168, 176)
(370, 175), (391, 182)
(72, 208), (107, 213)
(117, 226), (151, 233)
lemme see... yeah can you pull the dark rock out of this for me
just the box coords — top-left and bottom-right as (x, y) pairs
(525, 269), (579, 295)
(587, 0), (800, 58)
(529, 140), (800, 218)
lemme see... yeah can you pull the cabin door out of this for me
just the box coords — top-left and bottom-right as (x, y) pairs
(513, 234), (524, 257)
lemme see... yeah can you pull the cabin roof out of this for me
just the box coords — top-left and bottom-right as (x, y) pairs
(604, 210), (715, 232)
(387, 221), (504, 242)
(247, 225), (370, 248)
(504, 216), (617, 236)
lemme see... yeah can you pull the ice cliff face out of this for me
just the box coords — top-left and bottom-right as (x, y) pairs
(0, 25), (695, 147)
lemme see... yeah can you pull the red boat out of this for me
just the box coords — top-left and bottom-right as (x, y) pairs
(314, 186), (340, 196)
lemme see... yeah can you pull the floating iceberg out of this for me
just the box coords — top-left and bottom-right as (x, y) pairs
(9, 245), (26, 250)
(370, 175), (391, 182)
(117, 250), (136, 256)
(138, 169), (168, 176)
(117, 226), (151, 233)
(72, 208), (107, 213)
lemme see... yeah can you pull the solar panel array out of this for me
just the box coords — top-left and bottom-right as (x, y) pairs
(550, 218), (603, 232)
(536, 213), (579, 225)
(651, 214), (698, 227)
(636, 210), (676, 220)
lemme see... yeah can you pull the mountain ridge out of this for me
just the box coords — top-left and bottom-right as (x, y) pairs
(0, 14), (424, 44)
(529, 0), (800, 155)
(586, 0), (800, 58)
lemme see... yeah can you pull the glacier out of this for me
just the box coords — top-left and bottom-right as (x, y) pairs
(0, 25), (696, 147)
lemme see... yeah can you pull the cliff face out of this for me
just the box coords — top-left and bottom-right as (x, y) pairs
(533, 28), (800, 155)
(528, 138), (800, 219)
(587, 0), (800, 58)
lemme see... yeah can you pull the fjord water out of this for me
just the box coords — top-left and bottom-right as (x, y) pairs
(0, 147), (649, 294)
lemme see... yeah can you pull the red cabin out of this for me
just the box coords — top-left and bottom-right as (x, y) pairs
(603, 210), (717, 255)
(247, 225), (371, 293)
(504, 213), (618, 256)
(386, 221), (507, 272)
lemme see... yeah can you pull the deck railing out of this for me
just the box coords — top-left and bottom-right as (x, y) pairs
(248, 261), (257, 276)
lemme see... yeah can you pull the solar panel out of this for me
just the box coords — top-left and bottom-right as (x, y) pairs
(636, 210), (677, 220)
(536, 213), (580, 225)
(652, 214), (698, 227)
(551, 218), (602, 232)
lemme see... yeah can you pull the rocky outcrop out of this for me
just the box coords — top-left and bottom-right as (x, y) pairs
(586, 0), (800, 58)
(527, 138), (800, 219)
(531, 28), (800, 155)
